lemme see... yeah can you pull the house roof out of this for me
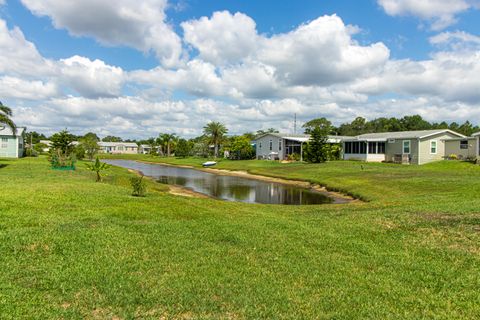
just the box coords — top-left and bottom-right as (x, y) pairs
(254, 133), (352, 143)
(98, 141), (138, 148)
(472, 132), (480, 137)
(344, 129), (465, 142)
(0, 126), (25, 136)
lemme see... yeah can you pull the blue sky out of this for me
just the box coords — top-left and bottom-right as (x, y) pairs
(0, 0), (479, 138)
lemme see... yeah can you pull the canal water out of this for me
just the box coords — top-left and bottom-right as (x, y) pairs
(104, 160), (341, 205)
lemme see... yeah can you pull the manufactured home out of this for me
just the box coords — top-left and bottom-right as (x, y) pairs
(343, 129), (466, 165)
(0, 126), (25, 158)
(254, 133), (349, 160)
(98, 141), (138, 154)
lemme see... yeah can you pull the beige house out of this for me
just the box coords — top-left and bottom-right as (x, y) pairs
(444, 132), (480, 160)
(98, 142), (138, 154)
(343, 129), (466, 165)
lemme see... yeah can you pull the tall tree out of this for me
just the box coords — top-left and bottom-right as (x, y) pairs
(203, 121), (228, 158)
(80, 135), (100, 160)
(305, 126), (328, 163)
(158, 133), (177, 157)
(102, 135), (122, 142)
(303, 117), (333, 134)
(0, 101), (16, 134)
(50, 130), (75, 155)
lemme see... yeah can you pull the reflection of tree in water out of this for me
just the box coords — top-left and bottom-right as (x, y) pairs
(226, 185), (253, 201)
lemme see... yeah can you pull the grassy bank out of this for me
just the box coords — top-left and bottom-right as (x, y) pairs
(1, 156), (480, 319)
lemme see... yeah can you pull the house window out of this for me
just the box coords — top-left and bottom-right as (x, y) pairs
(368, 142), (376, 154)
(377, 142), (386, 154)
(1, 143), (7, 149)
(460, 140), (469, 149)
(118, 146), (124, 151)
(430, 141), (437, 154)
(344, 142), (352, 154)
(403, 140), (410, 154)
(259, 142), (262, 149)
(1, 138), (7, 142)
(269, 140), (273, 151)
(360, 142), (367, 154)
(278, 140), (282, 151)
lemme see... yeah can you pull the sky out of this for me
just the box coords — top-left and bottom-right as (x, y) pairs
(0, 0), (480, 139)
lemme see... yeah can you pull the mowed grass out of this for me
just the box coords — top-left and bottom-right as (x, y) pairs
(1, 156), (480, 319)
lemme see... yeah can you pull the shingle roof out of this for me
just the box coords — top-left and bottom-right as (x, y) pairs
(345, 129), (464, 141)
(0, 125), (25, 136)
(473, 132), (480, 137)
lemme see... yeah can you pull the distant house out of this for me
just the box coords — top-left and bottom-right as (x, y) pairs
(98, 142), (138, 154)
(444, 132), (480, 160)
(343, 129), (466, 164)
(0, 126), (26, 158)
(139, 144), (161, 154)
(254, 133), (349, 160)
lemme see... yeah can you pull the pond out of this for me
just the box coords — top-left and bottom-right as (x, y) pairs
(104, 160), (347, 205)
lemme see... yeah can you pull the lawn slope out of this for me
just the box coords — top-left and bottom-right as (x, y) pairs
(1, 157), (479, 319)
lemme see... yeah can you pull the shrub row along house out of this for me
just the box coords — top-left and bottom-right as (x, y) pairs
(255, 130), (480, 164)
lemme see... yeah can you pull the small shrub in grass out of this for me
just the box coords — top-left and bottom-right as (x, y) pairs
(130, 176), (147, 197)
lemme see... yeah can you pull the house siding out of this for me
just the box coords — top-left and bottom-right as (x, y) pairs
(0, 136), (19, 158)
(444, 138), (478, 159)
(417, 132), (459, 164)
(255, 135), (283, 160)
(384, 139), (419, 164)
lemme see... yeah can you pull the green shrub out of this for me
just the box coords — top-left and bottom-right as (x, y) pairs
(287, 153), (301, 161)
(130, 176), (147, 197)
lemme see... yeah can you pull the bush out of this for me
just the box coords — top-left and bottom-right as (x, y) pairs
(448, 154), (458, 160)
(25, 148), (38, 157)
(74, 145), (86, 160)
(130, 176), (147, 197)
(287, 153), (301, 161)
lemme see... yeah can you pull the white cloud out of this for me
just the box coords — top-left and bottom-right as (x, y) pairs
(0, 19), (54, 77)
(182, 11), (259, 65)
(377, 0), (479, 30)
(429, 31), (480, 51)
(0, 76), (58, 100)
(59, 56), (125, 98)
(20, 0), (184, 67)
(256, 15), (389, 86)
(353, 50), (480, 104)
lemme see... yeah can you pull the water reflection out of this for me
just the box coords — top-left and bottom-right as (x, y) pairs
(104, 160), (334, 205)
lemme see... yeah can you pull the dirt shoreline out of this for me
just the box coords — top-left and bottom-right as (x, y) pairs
(136, 160), (357, 203)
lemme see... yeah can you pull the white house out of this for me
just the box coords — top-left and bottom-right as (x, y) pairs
(98, 142), (138, 154)
(0, 126), (26, 158)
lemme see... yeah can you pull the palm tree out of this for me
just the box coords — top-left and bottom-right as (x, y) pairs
(158, 133), (177, 157)
(0, 101), (16, 134)
(203, 121), (228, 158)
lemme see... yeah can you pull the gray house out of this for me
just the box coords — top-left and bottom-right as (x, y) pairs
(254, 133), (348, 160)
(0, 126), (25, 158)
(444, 132), (480, 160)
(343, 129), (465, 165)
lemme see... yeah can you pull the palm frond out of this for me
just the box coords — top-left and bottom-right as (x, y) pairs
(0, 114), (16, 134)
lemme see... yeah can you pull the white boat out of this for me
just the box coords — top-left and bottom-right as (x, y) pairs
(202, 161), (217, 167)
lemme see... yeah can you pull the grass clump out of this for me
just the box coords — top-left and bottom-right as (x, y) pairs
(130, 175), (147, 197)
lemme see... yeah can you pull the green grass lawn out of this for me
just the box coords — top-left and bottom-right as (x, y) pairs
(1, 156), (480, 319)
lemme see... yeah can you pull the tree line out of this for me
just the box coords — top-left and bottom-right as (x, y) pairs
(303, 115), (479, 137)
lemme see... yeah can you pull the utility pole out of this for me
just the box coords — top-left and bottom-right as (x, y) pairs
(294, 113), (297, 134)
